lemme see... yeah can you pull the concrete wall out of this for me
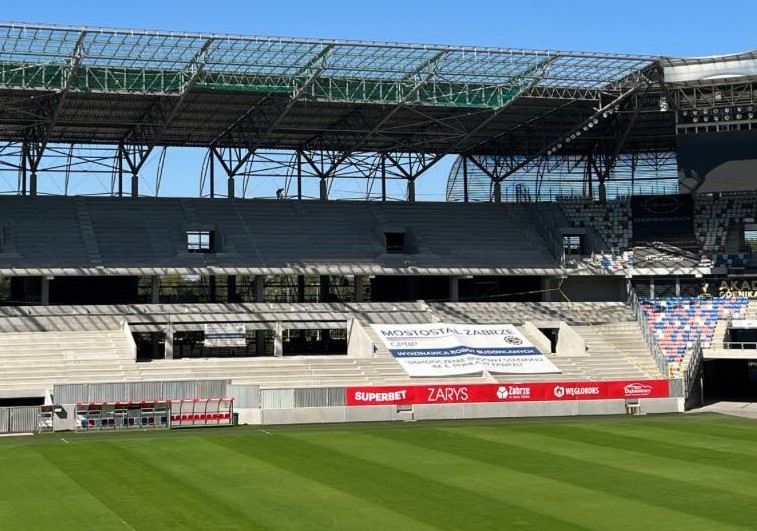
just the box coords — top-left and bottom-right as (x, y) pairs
(521, 321), (553, 354)
(253, 397), (681, 426)
(51, 396), (683, 430)
(556, 323), (587, 357)
(347, 319), (375, 358)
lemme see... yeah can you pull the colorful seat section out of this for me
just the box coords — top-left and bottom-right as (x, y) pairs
(640, 297), (748, 365)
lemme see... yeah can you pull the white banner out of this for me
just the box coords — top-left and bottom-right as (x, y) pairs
(204, 323), (247, 347)
(370, 323), (560, 377)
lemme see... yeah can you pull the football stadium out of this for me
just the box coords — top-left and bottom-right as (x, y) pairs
(3, 15), (757, 529)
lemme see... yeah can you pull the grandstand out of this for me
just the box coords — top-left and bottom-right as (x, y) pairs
(3, 22), (757, 431)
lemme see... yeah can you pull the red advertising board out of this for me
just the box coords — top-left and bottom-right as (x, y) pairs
(346, 379), (669, 406)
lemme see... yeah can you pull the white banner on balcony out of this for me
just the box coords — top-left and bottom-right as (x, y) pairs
(370, 323), (560, 377)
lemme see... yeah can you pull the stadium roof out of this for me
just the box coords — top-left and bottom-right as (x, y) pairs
(0, 22), (671, 156)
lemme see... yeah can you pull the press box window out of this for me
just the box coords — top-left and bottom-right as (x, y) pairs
(187, 230), (214, 253)
(385, 232), (406, 254)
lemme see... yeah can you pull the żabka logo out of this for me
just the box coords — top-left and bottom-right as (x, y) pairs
(353, 390), (408, 402)
(623, 383), (654, 397)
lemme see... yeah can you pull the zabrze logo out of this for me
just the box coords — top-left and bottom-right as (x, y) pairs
(496, 386), (509, 400)
(623, 383), (654, 397)
(553, 386), (565, 398)
(503, 336), (523, 345)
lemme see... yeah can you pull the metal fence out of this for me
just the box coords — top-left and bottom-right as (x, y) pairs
(261, 387), (346, 409)
(227, 384), (260, 409)
(0, 406), (41, 434)
(54, 380), (230, 404)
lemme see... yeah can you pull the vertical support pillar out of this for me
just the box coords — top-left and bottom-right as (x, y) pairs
(29, 173), (37, 196)
(117, 152), (124, 197)
(598, 179), (607, 203)
(493, 181), (502, 204)
(208, 275), (217, 303)
(130, 173), (139, 197)
(650, 276), (655, 300)
(319, 178), (328, 200)
(151, 332), (159, 359)
(354, 275), (365, 302)
(297, 275), (306, 302)
(164, 323), (174, 360)
(296, 151), (303, 200)
(254, 274), (265, 303)
(227, 275), (237, 303)
(319, 275), (330, 303)
(151, 275), (160, 304)
(256, 330), (266, 356)
(20, 143), (27, 196)
(449, 276), (460, 302)
(407, 178), (416, 203)
(381, 155), (387, 202)
(462, 157), (469, 203)
(40, 276), (50, 306)
(675, 276), (681, 297)
(227, 176), (235, 199)
(274, 322), (283, 357)
(209, 152), (215, 199)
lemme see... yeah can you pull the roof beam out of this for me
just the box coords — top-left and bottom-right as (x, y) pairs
(22, 30), (87, 173)
(210, 59), (330, 176)
(119, 37), (215, 174)
(486, 82), (647, 183)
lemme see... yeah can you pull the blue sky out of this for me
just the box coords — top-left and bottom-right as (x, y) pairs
(2, 0), (756, 199)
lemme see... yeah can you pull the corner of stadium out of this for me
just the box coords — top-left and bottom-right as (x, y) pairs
(1, 22), (756, 431)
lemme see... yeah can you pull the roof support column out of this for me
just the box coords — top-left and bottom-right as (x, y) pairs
(354, 275), (365, 302)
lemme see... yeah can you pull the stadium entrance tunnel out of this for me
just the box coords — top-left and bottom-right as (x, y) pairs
(282, 328), (347, 356)
(702, 359), (757, 402)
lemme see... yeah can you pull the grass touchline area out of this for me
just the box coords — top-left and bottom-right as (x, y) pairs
(0, 414), (754, 530)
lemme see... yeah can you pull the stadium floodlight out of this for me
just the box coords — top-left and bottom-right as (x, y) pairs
(712, 108), (719, 114)
(693, 117), (699, 123)
(749, 106), (755, 112)
(714, 115), (720, 121)
(692, 109), (698, 116)
(724, 107), (731, 114)
(737, 113), (743, 120)
(749, 112), (755, 119)
(703, 108), (709, 115)
(703, 116), (710, 122)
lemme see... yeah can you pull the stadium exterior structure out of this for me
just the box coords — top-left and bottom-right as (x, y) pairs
(2, 23), (757, 430)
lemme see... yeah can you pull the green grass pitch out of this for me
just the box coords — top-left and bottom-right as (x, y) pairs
(1, 414), (756, 530)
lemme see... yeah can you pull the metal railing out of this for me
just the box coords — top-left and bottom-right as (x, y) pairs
(683, 339), (703, 398)
(628, 290), (670, 378)
(723, 342), (757, 349)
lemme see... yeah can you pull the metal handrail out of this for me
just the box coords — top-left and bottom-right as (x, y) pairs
(628, 290), (670, 377)
(723, 341), (757, 349)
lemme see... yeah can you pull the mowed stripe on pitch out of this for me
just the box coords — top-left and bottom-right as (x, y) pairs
(127, 434), (439, 531)
(507, 423), (757, 483)
(420, 426), (757, 529)
(37, 440), (267, 530)
(0, 446), (131, 530)
(285, 429), (727, 531)
(214, 432), (589, 531)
